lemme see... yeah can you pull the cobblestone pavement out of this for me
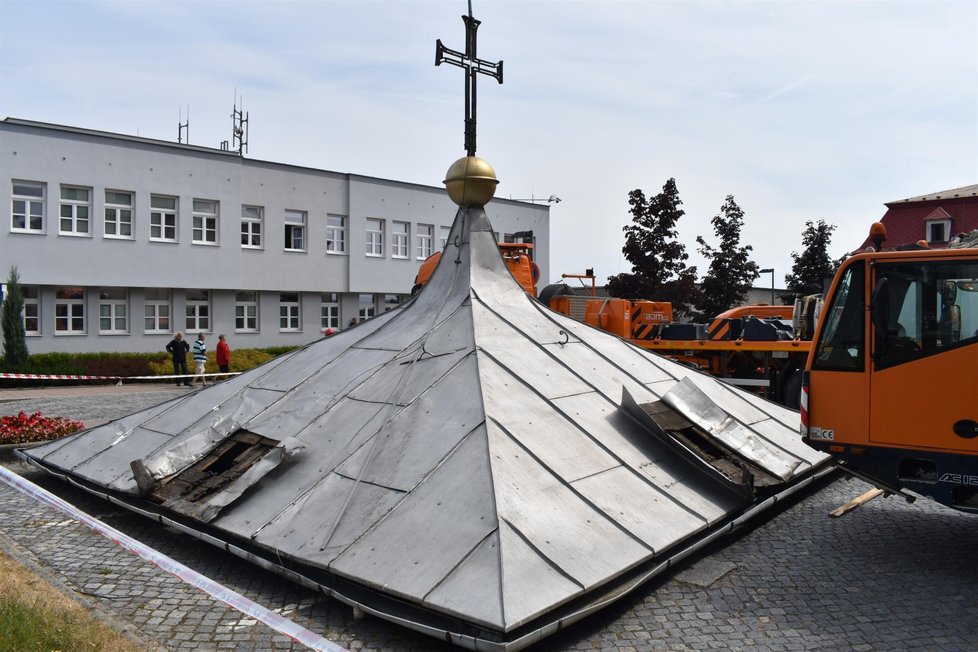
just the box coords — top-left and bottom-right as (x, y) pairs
(2, 388), (978, 651)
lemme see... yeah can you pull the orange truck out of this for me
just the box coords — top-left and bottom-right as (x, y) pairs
(413, 241), (538, 297)
(540, 275), (817, 407)
(801, 224), (978, 512)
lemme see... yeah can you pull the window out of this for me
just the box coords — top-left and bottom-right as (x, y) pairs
(284, 210), (306, 251)
(321, 293), (340, 330)
(280, 292), (300, 331)
(366, 218), (384, 257)
(55, 287), (85, 334)
(193, 199), (218, 244)
(416, 223), (433, 259)
(326, 215), (346, 254)
(99, 288), (128, 334)
(873, 259), (978, 369)
(23, 286), (39, 335)
(186, 289), (210, 332)
(384, 294), (401, 312)
(926, 219), (952, 244)
(241, 205), (263, 248)
(812, 262), (864, 371)
(392, 221), (409, 259)
(150, 195), (178, 242)
(12, 181), (45, 232)
(104, 190), (134, 238)
(59, 186), (90, 235)
(144, 288), (171, 333)
(358, 293), (376, 320)
(440, 225), (451, 249)
(235, 291), (259, 332)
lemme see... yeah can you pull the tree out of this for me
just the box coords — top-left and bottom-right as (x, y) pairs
(1, 266), (29, 369)
(782, 220), (838, 302)
(606, 179), (699, 315)
(694, 195), (760, 321)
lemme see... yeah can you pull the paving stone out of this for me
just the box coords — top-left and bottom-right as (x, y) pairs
(3, 391), (978, 650)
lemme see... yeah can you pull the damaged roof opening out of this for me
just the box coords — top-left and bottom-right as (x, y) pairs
(132, 431), (288, 523)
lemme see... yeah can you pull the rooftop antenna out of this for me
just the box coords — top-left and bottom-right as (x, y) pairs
(508, 194), (562, 204)
(435, 0), (503, 156)
(231, 91), (248, 156)
(177, 106), (189, 144)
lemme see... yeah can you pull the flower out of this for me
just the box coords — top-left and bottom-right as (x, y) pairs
(0, 411), (85, 445)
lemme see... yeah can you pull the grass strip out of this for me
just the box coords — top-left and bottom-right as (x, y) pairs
(0, 548), (144, 651)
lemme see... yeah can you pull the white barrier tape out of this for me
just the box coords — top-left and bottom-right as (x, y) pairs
(0, 372), (240, 382)
(0, 465), (347, 652)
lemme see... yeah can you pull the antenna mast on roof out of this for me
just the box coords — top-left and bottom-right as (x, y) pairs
(177, 106), (189, 144)
(231, 92), (248, 156)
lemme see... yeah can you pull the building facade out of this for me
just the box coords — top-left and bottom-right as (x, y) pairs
(864, 184), (978, 249)
(0, 118), (550, 354)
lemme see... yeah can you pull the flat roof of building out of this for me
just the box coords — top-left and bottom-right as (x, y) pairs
(0, 116), (546, 209)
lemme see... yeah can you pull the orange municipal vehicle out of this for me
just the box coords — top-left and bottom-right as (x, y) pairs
(540, 274), (819, 407)
(801, 225), (978, 512)
(413, 239), (538, 297)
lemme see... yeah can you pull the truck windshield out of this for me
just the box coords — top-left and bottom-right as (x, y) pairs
(873, 258), (978, 369)
(813, 261), (865, 371)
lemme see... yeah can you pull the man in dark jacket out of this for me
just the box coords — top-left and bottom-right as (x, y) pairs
(166, 331), (192, 387)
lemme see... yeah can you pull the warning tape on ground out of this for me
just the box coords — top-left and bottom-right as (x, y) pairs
(0, 465), (347, 652)
(0, 372), (239, 382)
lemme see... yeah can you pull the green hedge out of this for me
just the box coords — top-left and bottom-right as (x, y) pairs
(0, 347), (299, 386)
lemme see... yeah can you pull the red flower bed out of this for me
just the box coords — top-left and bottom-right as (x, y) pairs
(0, 411), (85, 445)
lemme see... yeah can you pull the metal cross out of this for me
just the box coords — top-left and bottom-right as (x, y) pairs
(435, 12), (503, 156)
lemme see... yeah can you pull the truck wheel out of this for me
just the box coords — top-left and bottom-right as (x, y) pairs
(782, 370), (802, 409)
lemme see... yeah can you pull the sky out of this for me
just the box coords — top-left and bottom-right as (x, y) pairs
(1, 0), (976, 288)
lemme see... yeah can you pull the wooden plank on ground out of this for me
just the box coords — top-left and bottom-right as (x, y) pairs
(829, 487), (884, 518)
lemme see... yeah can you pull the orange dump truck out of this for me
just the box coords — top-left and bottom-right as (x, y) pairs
(801, 224), (978, 512)
(540, 277), (817, 407)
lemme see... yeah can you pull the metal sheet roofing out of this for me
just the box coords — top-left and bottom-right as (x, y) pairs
(24, 204), (829, 649)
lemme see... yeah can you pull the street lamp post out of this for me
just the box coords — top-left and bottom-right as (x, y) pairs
(759, 268), (775, 305)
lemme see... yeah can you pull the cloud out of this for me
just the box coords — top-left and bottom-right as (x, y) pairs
(2, 0), (975, 289)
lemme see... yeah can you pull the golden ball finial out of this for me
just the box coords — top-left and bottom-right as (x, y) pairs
(443, 156), (498, 206)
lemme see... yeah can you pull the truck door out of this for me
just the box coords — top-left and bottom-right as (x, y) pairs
(807, 260), (870, 446)
(869, 258), (978, 453)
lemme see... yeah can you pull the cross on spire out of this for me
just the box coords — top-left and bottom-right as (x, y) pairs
(435, 11), (503, 156)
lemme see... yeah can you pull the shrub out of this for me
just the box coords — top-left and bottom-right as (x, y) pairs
(1, 266), (28, 369)
(148, 346), (297, 376)
(0, 347), (297, 386)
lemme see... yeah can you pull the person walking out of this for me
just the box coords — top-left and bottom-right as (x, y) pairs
(191, 333), (208, 387)
(216, 334), (231, 375)
(166, 331), (192, 387)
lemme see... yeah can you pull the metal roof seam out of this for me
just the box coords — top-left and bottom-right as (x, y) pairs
(324, 422), (488, 565)
(420, 528), (499, 604)
(497, 513), (587, 592)
(475, 346), (710, 523)
(486, 414), (655, 555)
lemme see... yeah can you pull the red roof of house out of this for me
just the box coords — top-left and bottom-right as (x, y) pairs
(861, 184), (978, 250)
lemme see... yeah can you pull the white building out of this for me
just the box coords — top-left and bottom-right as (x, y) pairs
(0, 118), (550, 354)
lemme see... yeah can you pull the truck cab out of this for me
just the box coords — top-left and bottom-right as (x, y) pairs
(802, 240), (978, 511)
